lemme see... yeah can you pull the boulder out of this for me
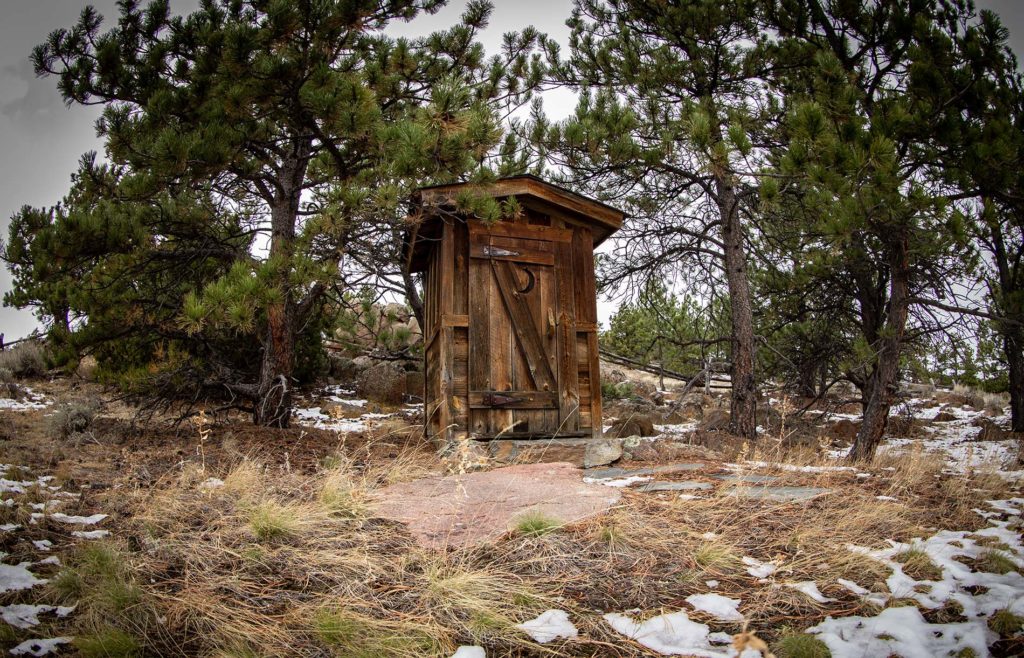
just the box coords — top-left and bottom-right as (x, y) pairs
(327, 354), (358, 381)
(603, 369), (628, 384)
(355, 362), (407, 405)
(973, 418), (1009, 442)
(829, 419), (861, 442)
(629, 380), (658, 401)
(932, 411), (957, 423)
(404, 371), (425, 401)
(608, 414), (656, 439)
(701, 408), (731, 432)
(583, 439), (623, 468)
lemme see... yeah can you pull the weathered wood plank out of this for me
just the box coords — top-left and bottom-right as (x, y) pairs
(469, 241), (555, 266)
(587, 330), (603, 438)
(555, 238), (579, 433)
(469, 220), (573, 244)
(468, 391), (558, 409)
(491, 259), (557, 392)
(468, 246), (492, 436)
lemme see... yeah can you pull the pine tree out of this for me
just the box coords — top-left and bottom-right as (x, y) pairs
(768, 0), (990, 459)
(537, 0), (776, 441)
(23, 0), (538, 426)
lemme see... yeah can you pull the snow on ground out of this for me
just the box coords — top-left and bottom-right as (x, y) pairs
(741, 556), (777, 579)
(583, 475), (652, 488)
(786, 581), (836, 603)
(809, 605), (990, 658)
(515, 609), (578, 643)
(0, 563), (47, 593)
(603, 610), (740, 657)
(291, 389), (403, 433)
(0, 463), (112, 647)
(9, 637), (74, 657)
(686, 593), (744, 621)
(0, 604), (75, 629)
(0, 388), (50, 411)
(824, 399), (1020, 475)
(450, 647), (486, 658)
(806, 497), (1024, 656)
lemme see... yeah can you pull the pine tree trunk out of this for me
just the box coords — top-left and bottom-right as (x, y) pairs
(1006, 327), (1024, 433)
(715, 175), (757, 441)
(849, 239), (911, 461)
(796, 359), (818, 398)
(253, 148), (308, 427)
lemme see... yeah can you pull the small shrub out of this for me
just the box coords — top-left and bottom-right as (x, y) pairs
(74, 628), (141, 658)
(893, 548), (943, 581)
(0, 341), (47, 378)
(601, 381), (634, 400)
(512, 510), (561, 537)
(989, 608), (1024, 636)
(48, 397), (100, 440)
(774, 632), (831, 658)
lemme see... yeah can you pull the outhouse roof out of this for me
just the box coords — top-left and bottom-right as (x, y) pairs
(404, 175), (625, 272)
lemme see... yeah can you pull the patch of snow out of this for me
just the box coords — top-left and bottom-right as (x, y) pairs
(515, 609), (578, 643)
(450, 647), (485, 658)
(603, 610), (730, 657)
(0, 523), (20, 532)
(654, 421), (700, 435)
(199, 477), (224, 490)
(49, 513), (107, 525)
(583, 475), (652, 488)
(786, 581), (835, 603)
(742, 556), (776, 579)
(876, 495), (899, 501)
(705, 580), (719, 589)
(837, 579), (889, 607)
(847, 500), (1024, 621)
(71, 530), (110, 539)
(809, 605), (991, 658)
(9, 637), (73, 657)
(0, 563), (47, 593)
(744, 461), (856, 474)
(31, 540), (52, 552)
(701, 532), (718, 540)
(686, 593), (744, 621)
(35, 556), (60, 566)
(0, 604), (75, 629)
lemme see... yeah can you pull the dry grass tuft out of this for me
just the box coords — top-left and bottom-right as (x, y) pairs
(894, 548), (944, 581)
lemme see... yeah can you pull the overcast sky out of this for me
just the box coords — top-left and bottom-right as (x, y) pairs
(0, 0), (1021, 342)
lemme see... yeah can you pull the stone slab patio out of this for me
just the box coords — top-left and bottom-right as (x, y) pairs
(370, 462), (622, 549)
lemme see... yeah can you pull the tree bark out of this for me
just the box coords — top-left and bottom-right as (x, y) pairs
(849, 236), (911, 461)
(1006, 326), (1024, 432)
(253, 147), (308, 427)
(715, 174), (757, 441)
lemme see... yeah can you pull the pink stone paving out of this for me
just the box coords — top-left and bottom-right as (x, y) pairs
(370, 462), (622, 549)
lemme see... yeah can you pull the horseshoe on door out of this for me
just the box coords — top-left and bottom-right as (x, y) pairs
(514, 266), (536, 294)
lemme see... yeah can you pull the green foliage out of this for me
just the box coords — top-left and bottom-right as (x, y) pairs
(601, 381), (634, 400)
(74, 629), (142, 658)
(0, 341), (48, 378)
(512, 510), (562, 537)
(8, 0), (543, 422)
(989, 608), (1024, 637)
(601, 281), (726, 375)
(774, 632), (831, 658)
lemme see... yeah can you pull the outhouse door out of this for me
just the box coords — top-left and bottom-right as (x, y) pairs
(467, 222), (582, 438)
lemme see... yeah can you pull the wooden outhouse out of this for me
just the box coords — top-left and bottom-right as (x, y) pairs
(405, 175), (624, 444)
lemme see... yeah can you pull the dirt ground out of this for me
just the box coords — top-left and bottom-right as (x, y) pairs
(0, 376), (1022, 657)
